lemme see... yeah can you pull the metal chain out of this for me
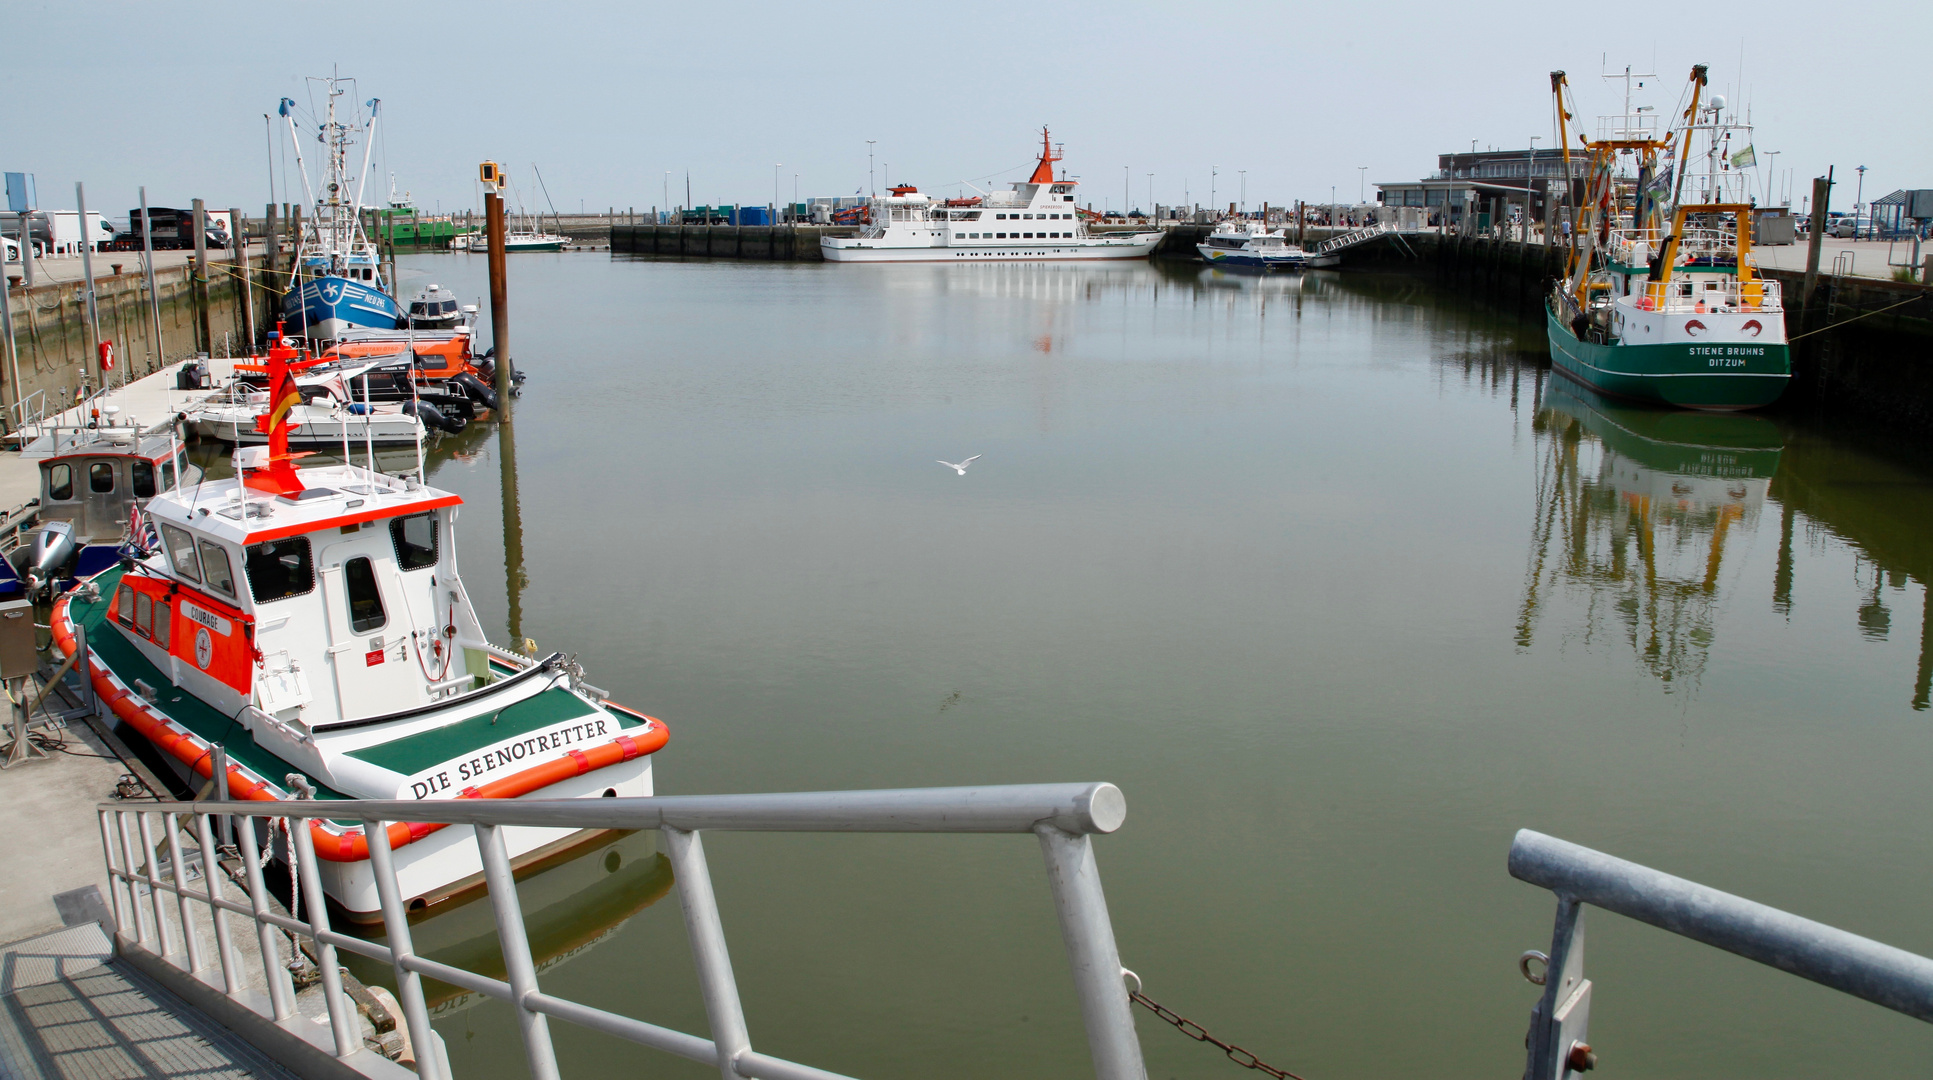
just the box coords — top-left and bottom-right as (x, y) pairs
(1128, 989), (1308, 1080)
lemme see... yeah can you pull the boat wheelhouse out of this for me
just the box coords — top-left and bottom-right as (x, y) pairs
(52, 336), (666, 918)
(1544, 66), (1790, 410)
(821, 129), (1163, 263)
(0, 416), (194, 598)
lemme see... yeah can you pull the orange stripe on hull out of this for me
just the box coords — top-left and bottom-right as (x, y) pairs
(51, 590), (668, 863)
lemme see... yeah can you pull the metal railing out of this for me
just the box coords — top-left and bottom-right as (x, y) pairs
(100, 783), (1144, 1080)
(1509, 828), (1933, 1080)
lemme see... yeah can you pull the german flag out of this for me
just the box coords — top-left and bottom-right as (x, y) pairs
(264, 367), (302, 433)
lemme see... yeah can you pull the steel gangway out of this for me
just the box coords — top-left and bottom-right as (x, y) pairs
(98, 783), (1143, 1080)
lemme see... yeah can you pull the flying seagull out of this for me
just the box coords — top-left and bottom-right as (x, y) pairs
(937, 455), (981, 475)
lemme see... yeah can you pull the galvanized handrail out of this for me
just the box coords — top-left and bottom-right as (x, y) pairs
(99, 783), (1145, 1080)
(1509, 828), (1933, 1079)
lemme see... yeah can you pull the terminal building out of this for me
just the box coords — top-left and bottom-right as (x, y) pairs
(1375, 148), (1588, 227)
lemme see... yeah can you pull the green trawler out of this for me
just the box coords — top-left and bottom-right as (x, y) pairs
(1545, 65), (1790, 411)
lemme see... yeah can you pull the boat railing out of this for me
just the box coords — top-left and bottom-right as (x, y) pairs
(8, 389), (47, 439)
(1510, 829), (1933, 1079)
(1632, 276), (1782, 314)
(97, 782), (1143, 1080)
(1606, 227), (1738, 268)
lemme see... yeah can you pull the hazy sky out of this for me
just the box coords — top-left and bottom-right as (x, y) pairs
(6, 0), (1926, 220)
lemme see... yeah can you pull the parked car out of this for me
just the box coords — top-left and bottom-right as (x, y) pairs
(1828, 216), (1869, 239)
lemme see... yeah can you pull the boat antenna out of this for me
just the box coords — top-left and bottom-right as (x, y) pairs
(532, 163), (562, 235)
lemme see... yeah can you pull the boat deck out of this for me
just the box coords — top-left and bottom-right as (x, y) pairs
(68, 566), (354, 805)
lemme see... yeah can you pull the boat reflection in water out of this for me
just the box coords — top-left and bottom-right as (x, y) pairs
(1516, 381), (1783, 689)
(339, 830), (673, 1016)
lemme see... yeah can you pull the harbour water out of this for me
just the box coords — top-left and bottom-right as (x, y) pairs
(387, 253), (1933, 1078)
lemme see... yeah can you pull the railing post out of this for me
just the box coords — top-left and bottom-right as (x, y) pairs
(289, 813), (360, 1058)
(117, 810), (154, 948)
(365, 819), (444, 1080)
(663, 827), (752, 1080)
(476, 823), (561, 1080)
(1035, 825), (1147, 1080)
(195, 812), (241, 996)
(98, 809), (129, 939)
(163, 811), (203, 972)
(137, 811), (177, 958)
(235, 814), (296, 1020)
(1523, 898), (1591, 1080)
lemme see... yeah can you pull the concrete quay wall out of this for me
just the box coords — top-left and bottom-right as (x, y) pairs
(3, 262), (254, 423)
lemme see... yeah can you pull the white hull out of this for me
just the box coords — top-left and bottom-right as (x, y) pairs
(315, 756), (653, 916)
(822, 234), (1161, 263)
(190, 408), (425, 447)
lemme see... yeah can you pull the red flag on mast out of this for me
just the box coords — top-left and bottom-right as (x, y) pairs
(247, 326), (307, 496)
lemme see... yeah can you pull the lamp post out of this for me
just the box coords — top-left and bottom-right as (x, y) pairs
(663, 172), (669, 221)
(1239, 170), (1247, 214)
(774, 164), (781, 224)
(1527, 137), (1540, 238)
(1357, 166), (1366, 204)
(867, 141), (876, 198)
(1763, 152), (1780, 206)
(1855, 164), (1868, 238)
(1147, 173), (1154, 220)
(1210, 167), (1218, 215)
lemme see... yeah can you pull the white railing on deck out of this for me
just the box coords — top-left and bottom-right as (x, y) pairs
(1631, 277), (1782, 314)
(99, 783), (1144, 1080)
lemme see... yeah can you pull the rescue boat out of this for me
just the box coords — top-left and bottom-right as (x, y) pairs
(51, 331), (666, 919)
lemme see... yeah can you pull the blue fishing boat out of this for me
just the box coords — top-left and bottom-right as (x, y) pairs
(276, 79), (403, 340)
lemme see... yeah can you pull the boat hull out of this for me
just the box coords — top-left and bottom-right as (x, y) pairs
(1198, 245), (1308, 270)
(821, 234), (1161, 263)
(1545, 307), (1790, 410)
(283, 276), (403, 340)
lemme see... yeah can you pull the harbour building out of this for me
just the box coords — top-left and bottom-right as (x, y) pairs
(1376, 148), (1589, 228)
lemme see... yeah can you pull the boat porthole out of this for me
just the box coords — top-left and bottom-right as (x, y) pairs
(605, 851), (622, 874)
(406, 896), (427, 912)
(602, 788), (618, 798)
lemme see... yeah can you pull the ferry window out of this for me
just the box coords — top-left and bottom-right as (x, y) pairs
(197, 539), (237, 599)
(155, 602), (170, 648)
(343, 556), (387, 633)
(132, 461), (156, 498)
(390, 513), (438, 571)
(997, 233), (1007, 239)
(89, 462), (115, 493)
(48, 464), (73, 501)
(246, 537), (314, 602)
(160, 523), (201, 581)
(995, 214), (1007, 220)
(135, 592), (152, 637)
(115, 585), (135, 627)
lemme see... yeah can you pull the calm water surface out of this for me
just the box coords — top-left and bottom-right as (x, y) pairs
(379, 252), (1933, 1079)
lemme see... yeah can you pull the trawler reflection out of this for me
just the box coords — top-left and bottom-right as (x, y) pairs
(339, 830), (674, 1015)
(1517, 382), (1783, 689)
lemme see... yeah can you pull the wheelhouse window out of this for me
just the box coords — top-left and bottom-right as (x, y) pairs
(390, 513), (438, 571)
(47, 464), (73, 501)
(115, 585), (135, 627)
(161, 459), (176, 491)
(89, 462), (115, 493)
(133, 460), (156, 498)
(155, 602), (170, 648)
(159, 523), (201, 581)
(135, 592), (152, 636)
(343, 556), (387, 633)
(246, 537), (314, 602)
(197, 539), (237, 598)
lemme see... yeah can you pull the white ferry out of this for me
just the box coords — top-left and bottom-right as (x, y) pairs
(821, 129), (1163, 263)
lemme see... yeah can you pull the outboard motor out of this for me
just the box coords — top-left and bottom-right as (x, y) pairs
(404, 399), (466, 435)
(27, 521), (78, 595)
(450, 372), (500, 412)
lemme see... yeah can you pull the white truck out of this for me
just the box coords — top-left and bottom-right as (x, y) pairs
(41, 211), (117, 256)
